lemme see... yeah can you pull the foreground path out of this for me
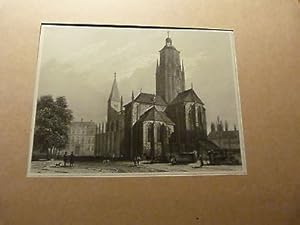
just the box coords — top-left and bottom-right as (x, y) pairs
(29, 160), (242, 176)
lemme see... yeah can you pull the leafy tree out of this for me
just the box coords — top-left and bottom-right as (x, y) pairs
(33, 95), (73, 159)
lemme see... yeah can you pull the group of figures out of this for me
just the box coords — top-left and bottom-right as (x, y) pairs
(63, 152), (75, 167)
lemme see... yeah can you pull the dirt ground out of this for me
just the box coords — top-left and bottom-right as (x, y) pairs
(29, 159), (243, 176)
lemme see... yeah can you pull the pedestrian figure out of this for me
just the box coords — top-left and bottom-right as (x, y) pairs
(63, 152), (68, 167)
(70, 152), (74, 167)
(199, 154), (204, 168)
(136, 156), (141, 165)
(208, 150), (214, 165)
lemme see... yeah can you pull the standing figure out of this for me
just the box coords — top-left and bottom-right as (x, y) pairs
(199, 154), (204, 168)
(63, 152), (68, 167)
(136, 156), (141, 165)
(70, 152), (74, 167)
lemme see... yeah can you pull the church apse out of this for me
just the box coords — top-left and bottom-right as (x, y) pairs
(96, 34), (211, 160)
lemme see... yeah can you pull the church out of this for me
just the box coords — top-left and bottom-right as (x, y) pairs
(95, 34), (215, 161)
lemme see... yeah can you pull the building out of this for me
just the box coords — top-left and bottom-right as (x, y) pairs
(123, 92), (174, 161)
(95, 73), (125, 159)
(208, 117), (241, 164)
(95, 34), (214, 161)
(156, 34), (185, 103)
(165, 88), (207, 152)
(66, 119), (97, 157)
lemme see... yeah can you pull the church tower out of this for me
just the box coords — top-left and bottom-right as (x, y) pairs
(156, 33), (185, 103)
(107, 72), (121, 122)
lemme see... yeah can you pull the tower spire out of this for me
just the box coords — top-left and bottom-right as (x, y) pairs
(108, 72), (120, 101)
(107, 72), (121, 122)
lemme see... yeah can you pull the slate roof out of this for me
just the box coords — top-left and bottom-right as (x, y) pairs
(124, 93), (167, 107)
(169, 88), (204, 105)
(137, 106), (175, 125)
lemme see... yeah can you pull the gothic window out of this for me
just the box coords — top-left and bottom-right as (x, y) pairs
(198, 106), (202, 128)
(157, 124), (161, 142)
(136, 104), (139, 121)
(147, 124), (152, 142)
(111, 122), (114, 131)
(189, 105), (195, 130)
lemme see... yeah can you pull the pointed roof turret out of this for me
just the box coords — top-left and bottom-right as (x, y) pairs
(108, 72), (120, 101)
(165, 31), (173, 46)
(159, 32), (179, 52)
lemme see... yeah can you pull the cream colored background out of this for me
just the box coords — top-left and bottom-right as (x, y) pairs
(0, 1), (299, 225)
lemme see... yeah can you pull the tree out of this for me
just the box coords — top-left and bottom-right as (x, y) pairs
(33, 95), (73, 159)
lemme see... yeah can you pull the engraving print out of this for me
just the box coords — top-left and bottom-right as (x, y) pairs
(28, 24), (246, 176)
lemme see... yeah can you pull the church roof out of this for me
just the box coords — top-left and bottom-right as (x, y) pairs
(137, 106), (175, 125)
(169, 88), (204, 105)
(125, 93), (167, 107)
(135, 93), (167, 106)
(159, 36), (180, 52)
(108, 76), (120, 101)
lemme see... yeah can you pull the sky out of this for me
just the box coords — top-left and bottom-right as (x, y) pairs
(37, 25), (241, 131)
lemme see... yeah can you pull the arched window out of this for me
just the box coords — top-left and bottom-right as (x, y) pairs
(111, 121), (114, 131)
(157, 124), (161, 142)
(198, 106), (202, 128)
(116, 120), (119, 130)
(147, 124), (152, 142)
(189, 105), (195, 130)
